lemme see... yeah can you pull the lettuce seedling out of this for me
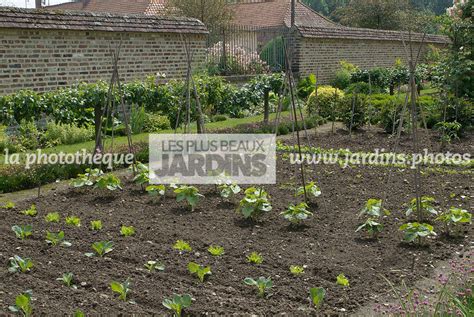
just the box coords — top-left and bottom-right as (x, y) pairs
(3, 201), (16, 209)
(121, 225), (136, 237)
(247, 252), (263, 264)
(162, 294), (193, 317)
(96, 174), (122, 191)
(57, 273), (77, 289)
(309, 287), (326, 308)
(436, 207), (472, 236)
(173, 240), (192, 252)
(244, 277), (273, 297)
(74, 310), (85, 317)
(336, 273), (349, 287)
(46, 231), (71, 247)
(218, 183), (241, 202)
(144, 260), (165, 273)
(87, 241), (114, 257)
(188, 262), (212, 282)
(45, 212), (60, 223)
(359, 199), (390, 218)
(296, 182), (322, 201)
(146, 185), (166, 198)
(174, 186), (204, 211)
(66, 216), (81, 227)
(71, 168), (103, 188)
(406, 196), (438, 218)
(238, 187), (272, 221)
(8, 255), (34, 273)
(9, 290), (33, 316)
(21, 205), (37, 217)
(356, 218), (384, 238)
(12, 225), (32, 240)
(290, 265), (305, 276)
(281, 202), (313, 225)
(399, 222), (437, 244)
(91, 220), (103, 231)
(110, 279), (131, 301)
(208, 245), (225, 257)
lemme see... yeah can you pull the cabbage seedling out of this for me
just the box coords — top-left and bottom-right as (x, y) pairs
(436, 207), (472, 236)
(9, 290), (33, 316)
(281, 202), (313, 225)
(399, 222), (437, 244)
(12, 225), (32, 240)
(244, 277), (273, 297)
(65, 216), (81, 227)
(238, 187), (272, 221)
(188, 262), (212, 282)
(110, 279), (131, 301)
(247, 252), (263, 264)
(45, 212), (60, 223)
(91, 220), (103, 231)
(218, 183), (241, 202)
(336, 273), (349, 287)
(87, 241), (114, 257)
(96, 174), (122, 191)
(144, 260), (165, 273)
(356, 218), (384, 238)
(46, 231), (71, 247)
(121, 225), (135, 237)
(2, 201), (16, 209)
(162, 294), (193, 317)
(8, 255), (34, 273)
(290, 265), (305, 276)
(57, 273), (77, 289)
(174, 186), (204, 211)
(71, 168), (103, 188)
(21, 205), (37, 217)
(208, 245), (225, 257)
(406, 196), (438, 218)
(173, 240), (192, 252)
(309, 287), (326, 308)
(359, 199), (390, 218)
(146, 185), (166, 198)
(296, 182), (322, 201)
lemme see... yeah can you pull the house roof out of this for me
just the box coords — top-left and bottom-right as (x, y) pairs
(0, 7), (207, 34)
(45, 0), (166, 16)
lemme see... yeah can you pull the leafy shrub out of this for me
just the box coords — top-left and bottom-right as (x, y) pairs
(297, 74), (317, 100)
(43, 122), (94, 146)
(144, 113), (171, 132)
(351, 67), (391, 90)
(211, 114), (228, 122)
(130, 105), (147, 134)
(339, 93), (367, 130)
(306, 86), (345, 119)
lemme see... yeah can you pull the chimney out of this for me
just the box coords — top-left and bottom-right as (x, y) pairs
(35, 0), (43, 8)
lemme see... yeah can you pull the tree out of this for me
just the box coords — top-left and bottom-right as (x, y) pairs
(166, 0), (233, 30)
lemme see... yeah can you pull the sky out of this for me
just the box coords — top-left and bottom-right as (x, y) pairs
(0, 0), (70, 8)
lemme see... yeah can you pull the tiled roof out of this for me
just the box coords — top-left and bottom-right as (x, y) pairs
(229, 0), (337, 28)
(0, 7), (208, 34)
(45, 0), (167, 16)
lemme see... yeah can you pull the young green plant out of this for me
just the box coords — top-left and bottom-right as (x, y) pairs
(9, 290), (33, 317)
(436, 207), (471, 236)
(281, 202), (312, 225)
(309, 287), (326, 308)
(46, 231), (71, 247)
(121, 225), (136, 237)
(247, 252), (263, 264)
(162, 294), (193, 317)
(337, 273), (350, 287)
(8, 255), (34, 273)
(296, 181), (322, 202)
(110, 279), (131, 301)
(57, 273), (77, 289)
(90, 220), (103, 231)
(65, 216), (81, 227)
(399, 222), (437, 245)
(208, 245), (225, 257)
(12, 225), (32, 240)
(173, 240), (192, 252)
(174, 186), (204, 211)
(238, 187), (272, 221)
(45, 212), (60, 223)
(144, 260), (165, 273)
(21, 205), (37, 217)
(244, 277), (273, 297)
(290, 265), (305, 276)
(86, 241), (114, 257)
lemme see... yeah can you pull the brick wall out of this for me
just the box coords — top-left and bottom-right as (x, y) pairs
(295, 36), (442, 83)
(0, 28), (206, 95)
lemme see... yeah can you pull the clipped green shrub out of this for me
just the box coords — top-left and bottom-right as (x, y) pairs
(306, 86), (345, 119)
(144, 113), (171, 132)
(211, 115), (228, 122)
(339, 94), (367, 130)
(43, 122), (94, 146)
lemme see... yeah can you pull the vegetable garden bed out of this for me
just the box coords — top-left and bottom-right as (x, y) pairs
(0, 131), (472, 315)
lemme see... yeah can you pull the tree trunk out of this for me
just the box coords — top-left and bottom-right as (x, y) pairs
(263, 90), (270, 124)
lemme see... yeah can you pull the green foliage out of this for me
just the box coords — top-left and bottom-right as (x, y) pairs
(247, 252), (263, 264)
(309, 287), (326, 308)
(237, 187), (272, 221)
(296, 181), (322, 200)
(8, 290), (33, 317)
(143, 113), (171, 132)
(332, 61), (358, 90)
(174, 186), (204, 211)
(297, 74), (317, 99)
(188, 262), (212, 282)
(435, 121), (462, 144)
(130, 105), (147, 134)
(132, 162), (150, 185)
(8, 255), (34, 273)
(43, 121), (94, 146)
(162, 294), (193, 317)
(244, 277), (273, 297)
(306, 86), (345, 119)
(146, 185), (166, 197)
(120, 225), (136, 237)
(360, 199), (390, 218)
(399, 222), (437, 244)
(173, 240), (192, 252)
(65, 216), (81, 227)
(208, 245), (225, 257)
(57, 273), (76, 288)
(45, 212), (60, 223)
(2, 201), (16, 209)
(71, 168), (103, 188)
(12, 225), (32, 240)
(218, 183), (241, 200)
(211, 114), (228, 122)
(406, 196), (439, 217)
(339, 93), (367, 130)
(144, 260), (165, 273)
(336, 273), (350, 287)
(46, 231), (71, 247)
(436, 207), (472, 235)
(356, 218), (384, 238)
(95, 174), (122, 191)
(281, 202), (313, 225)
(110, 279), (131, 302)
(290, 265), (305, 276)
(21, 205), (37, 217)
(90, 220), (103, 231)
(88, 241), (114, 257)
